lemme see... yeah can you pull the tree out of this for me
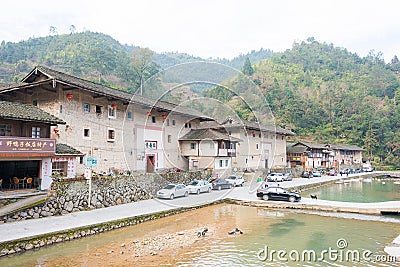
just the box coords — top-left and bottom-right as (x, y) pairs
(49, 26), (58, 35)
(69, 25), (76, 34)
(130, 48), (159, 95)
(242, 57), (254, 76)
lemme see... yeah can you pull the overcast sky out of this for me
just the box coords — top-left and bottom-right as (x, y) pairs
(1, 0), (399, 62)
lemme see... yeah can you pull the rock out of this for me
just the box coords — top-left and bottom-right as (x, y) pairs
(25, 244), (34, 250)
(65, 201), (74, 212)
(20, 212), (28, 217)
(121, 243), (126, 247)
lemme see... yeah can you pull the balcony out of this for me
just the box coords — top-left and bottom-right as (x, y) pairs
(0, 136), (56, 157)
(218, 149), (236, 157)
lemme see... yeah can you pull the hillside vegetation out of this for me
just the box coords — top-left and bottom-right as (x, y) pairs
(206, 38), (400, 167)
(0, 33), (398, 167)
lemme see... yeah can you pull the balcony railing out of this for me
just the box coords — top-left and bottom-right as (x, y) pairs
(218, 149), (236, 157)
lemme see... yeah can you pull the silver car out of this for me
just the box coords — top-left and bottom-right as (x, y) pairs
(186, 180), (212, 194)
(225, 175), (245, 186)
(157, 184), (189, 199)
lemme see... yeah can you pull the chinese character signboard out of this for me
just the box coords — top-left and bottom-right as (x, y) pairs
(145, 141), (157, 150)
(0, 137), (56, 156)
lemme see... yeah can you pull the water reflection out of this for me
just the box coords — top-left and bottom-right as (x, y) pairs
(306, 179), (400, 202)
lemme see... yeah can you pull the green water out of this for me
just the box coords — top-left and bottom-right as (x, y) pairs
(305, 179), (400, 202)
(1, 204), (399, 267)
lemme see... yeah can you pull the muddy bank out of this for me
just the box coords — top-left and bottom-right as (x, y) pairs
(27, 204), (243, 267)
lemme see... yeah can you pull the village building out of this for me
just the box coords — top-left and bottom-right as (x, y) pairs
(0, 100), (67, 190)
(186, 118), (294, 172)
(0, 66), (213, 175)
(0, 66), (296, 180)
(287, 142), (365, 170)
(179, 128), (241, 175)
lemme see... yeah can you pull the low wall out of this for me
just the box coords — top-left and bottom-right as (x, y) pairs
(1, 169), (212, 223)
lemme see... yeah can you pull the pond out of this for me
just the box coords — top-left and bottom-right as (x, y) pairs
(0, 204), (399, 266)
(305, 177), (400, 202)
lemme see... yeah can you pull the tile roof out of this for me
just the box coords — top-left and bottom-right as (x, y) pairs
(199, 119), (295, 136)
(286, 143), (308, 153)
(56, 143), (83, 155)
(294, 142), (327, 149)
(330, 144), (365, 151)
(0, 101), (65, 125)
(16, 66), (211, 120)
(179, 128), (241, 142)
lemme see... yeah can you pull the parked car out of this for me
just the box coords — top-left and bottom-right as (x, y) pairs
(212, 179), (233, 190)
(256, 186), (301, 202)
(225, 175), (245, 186)
(328, 169), (338, 176)
(186, 180), (212, 194)
(157, 184), (189, 199)
(283, 173), (293, 181)
(301, 171), (313, 178)
(312, 171), (322, 177)
(267, 173), (284, 182)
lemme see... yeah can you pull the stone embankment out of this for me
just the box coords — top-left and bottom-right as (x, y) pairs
(1, 169), (211, 223)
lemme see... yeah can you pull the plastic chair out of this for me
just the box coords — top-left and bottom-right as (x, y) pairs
(26, 177), (33, 188)
(13, 177), (21, 189)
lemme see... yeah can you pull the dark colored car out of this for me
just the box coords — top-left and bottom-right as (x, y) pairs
(328, 169), (338, 176)
(301, 171), (312, 178)
(256, 186), (301, 202)
(212, 179), (233, 190)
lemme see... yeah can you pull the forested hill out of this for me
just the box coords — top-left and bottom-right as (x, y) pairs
(0, 32), (399, 167)
(0, 31), (273, 89)
(206, 38), (400, 167)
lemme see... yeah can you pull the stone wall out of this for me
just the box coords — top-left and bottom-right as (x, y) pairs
(1, 169), (212, 223)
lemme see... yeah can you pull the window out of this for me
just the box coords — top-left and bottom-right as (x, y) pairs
(0, 124), (11, 136)
(210, 141), (215, 149)
(172, 120), (176, 126)
(230, 143), (235, 149)
(83, 128), (90, 138)
(32, 127), (41, 138)
(59, 105), (63, 114)
(193, 160), (199, 167)
(190, 143), (196, 149)
(185, 123), (188, 128)
(256, 143), (259, 150)
(52, 161), (68, 175)
(166, 119), (170, 126)
(168, 134), (172, 143)
(108, 105), (116, 118)
(33, 100), (38, 106)
(253, 133), (256, 137)
(228, 131), (232, 135)
(219, 160), (223, 167)
(107, 128), (115, 142)
(127, 111), (132, 119)
(225, 159), (229, 166)
(79, 157), (84, 164)
(151, 116), (156, 123)
(259, 133), (261, 138)
(83, 103), (90, 113)
(96, 105), (102, 114)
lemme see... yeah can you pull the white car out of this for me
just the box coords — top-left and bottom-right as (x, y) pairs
(156, 184), (189, 199)
(225, 175), (245, 186)
(186, 180), (212, 194)
(267, 173), (284, 182)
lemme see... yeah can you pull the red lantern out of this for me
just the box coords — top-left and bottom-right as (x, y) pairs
(111, 104), (117, 109)
(161, 114), (167, 120)
(66, 93), (73, 100)
(54, 128), (59, 135)
(147, 111), (152, 116)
